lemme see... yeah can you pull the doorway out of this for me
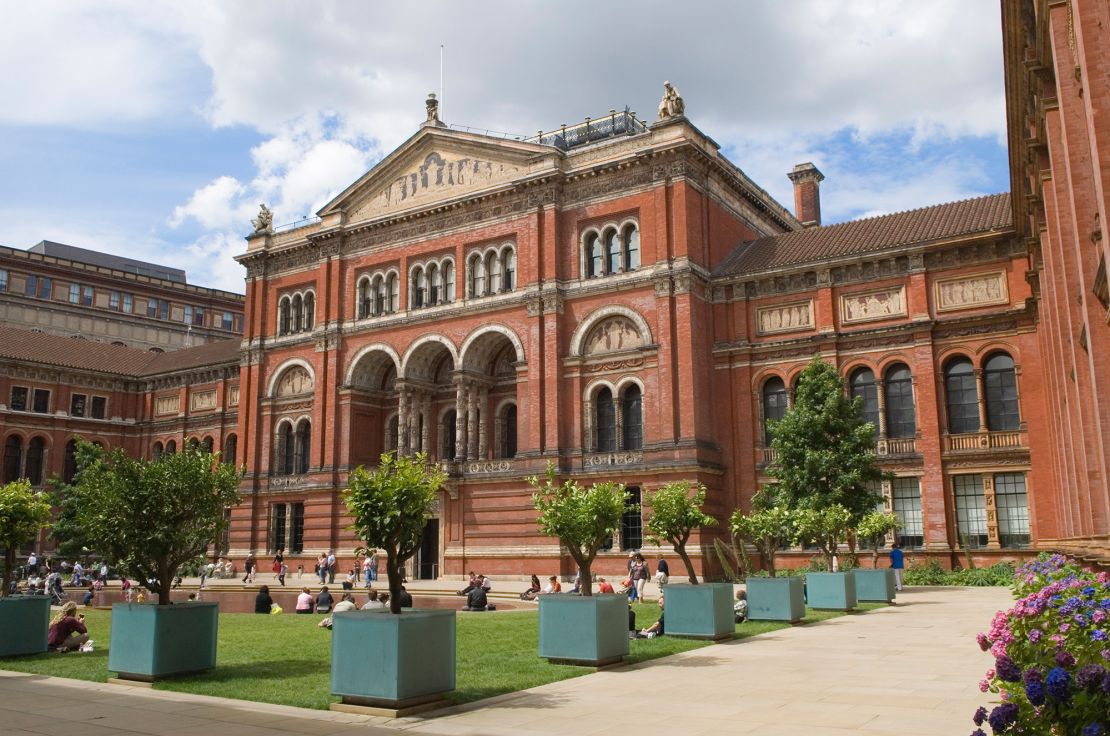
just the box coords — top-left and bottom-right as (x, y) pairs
(417, 519), (439, 579)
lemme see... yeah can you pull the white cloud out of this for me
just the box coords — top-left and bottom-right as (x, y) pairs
(169, 176), (251, 230)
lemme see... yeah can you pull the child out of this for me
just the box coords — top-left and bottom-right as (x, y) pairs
(121, 577), (133, 602)
(278, 562), (288, 587)
(734, 590), (748, 623)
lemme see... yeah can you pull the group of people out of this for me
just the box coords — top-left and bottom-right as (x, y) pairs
(252, 584), (410, 618)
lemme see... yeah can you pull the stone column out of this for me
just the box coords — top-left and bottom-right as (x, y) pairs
(420, 394), (431, 455)
(409, 390), (422, 456)
(284, 504), (295, 552)
(984, 473), (1001, 549)
(614, 397), (625, 451)
(583, 400), (594, 453)
(477, 388), (489, 460)
(467, 387), (479, 460)
(397, 389), (410, 456)
(975, 369), (989, 432)
(454, 380), (467, 461)
(875, 380), (888, 439)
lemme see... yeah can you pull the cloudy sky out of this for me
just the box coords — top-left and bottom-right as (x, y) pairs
(0, 1), (1008, 294)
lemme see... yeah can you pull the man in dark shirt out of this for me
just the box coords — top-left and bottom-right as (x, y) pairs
(639, 594), (665, 638)
(398, 585), (414, 608)
(464, 585), (487, 611)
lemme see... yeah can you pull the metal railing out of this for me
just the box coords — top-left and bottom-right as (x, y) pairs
(526, 109), (648, 152)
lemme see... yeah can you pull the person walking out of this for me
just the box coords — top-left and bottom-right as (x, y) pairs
(316, 553), (328, 585)
(242, 553), (256, 584)
(890, 542), (905, 591)
(326, 550), (337, 584)
(366, 548), (378, 583)
(277, 562), (288, 587)
(630, 553), (650, 603)
(654, 553), (670, 588)
(272, 549), (284, 579)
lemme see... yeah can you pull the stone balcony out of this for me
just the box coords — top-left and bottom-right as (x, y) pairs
(943, 429), (1027, 453)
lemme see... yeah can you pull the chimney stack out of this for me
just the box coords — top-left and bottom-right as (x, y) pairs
(788, 162), (825, 227)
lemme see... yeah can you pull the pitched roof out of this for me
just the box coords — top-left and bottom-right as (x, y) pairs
(0, 326), (238, 377)
(713, 193), (1012, 278)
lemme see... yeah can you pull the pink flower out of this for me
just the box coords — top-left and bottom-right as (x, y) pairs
(979, 679), (990, 693)
(977, 633), (991, 651)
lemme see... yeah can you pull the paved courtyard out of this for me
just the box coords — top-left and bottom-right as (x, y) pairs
(0, 585), (1009, 736)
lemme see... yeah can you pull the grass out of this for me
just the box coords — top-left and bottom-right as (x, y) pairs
(2, 601), (887, 709)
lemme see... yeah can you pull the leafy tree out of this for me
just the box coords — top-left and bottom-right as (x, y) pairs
(47, 441), (103, 562)
(0, 480), (52, 598)
(344, 452), (447, 614)
(793, 505), (853, 571)
(856, 511), (902, 568)
(530, 464), (629, 597)
(70, 441), (242, 605)
(768, 357), (885, 521)
(729, 489), (795, 578)
(644, 481), (717, 584)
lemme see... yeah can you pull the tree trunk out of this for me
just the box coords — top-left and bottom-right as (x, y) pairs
(675, 542), (698, 584)
(157, 559), (173, 605)
(1, 548), (14, 598)
(872, 543), (880, 569)
(386, 550), (402, 614)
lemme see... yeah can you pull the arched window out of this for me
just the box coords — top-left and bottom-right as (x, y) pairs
(945, 357), (979, 434)
(595, 388), (616, 452)
(26, 437), (46, 485)
(165, 439), (177, 455)
(499, 404), (517, 458)
(303, 292), (315, 330)
(63, 439), (78, 484)
(587, 233), (602, 278)
(295, 420), (311, 474)
(502, 249), (515, 291)
(442, 410), (457, 460)
(605, 229), (621, 274)
(279, 423), (294, 475)
(487, 251), (502, 293)
(358, 278), (372, 319)
(468, 254), (483, 297)
(152, 441), (164, 461)
(186, 437), (199, 451)
(292, 294), (303, 332)
(3, 436), (22, 483)
(202, 436), (214, 453)
(279, 297), (291, 335)
(412, 267), (426, 308)
(443, 261), (455, 302)
(427, 263), (440, 306)
(623, 224), (640, 271)
(224, 434), (238, 466)
(386, 415), (399, 453)
(884, 364), (916, 438)
(849, 368), (880, 433)
(984, 353), (1020, 430)
(621, 385), (643, 451)
(762, 377), (788, 446)
(389, 273), (399, 312)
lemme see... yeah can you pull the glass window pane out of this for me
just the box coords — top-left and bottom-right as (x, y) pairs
(596, 388), (616, 452)
(605, 230), (620, 274)
(891, 477), (923, 548)
(850, 369), (880, 431)
(945, 359), (979, 434)
(953, 475), (988, 548)
(624, 226), (640, 271)
(884, 366), (916, 438)
(620, 487), (642, 551)
(762, 377), (787, 445)
(622, 386), (642, 451)
(995, 473), (1030, 547)
(985, 354), (1020, 430)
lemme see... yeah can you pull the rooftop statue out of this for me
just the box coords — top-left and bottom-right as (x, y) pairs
(251, 203), (273, 234)
(425, 92), (442, 126)
(657, 81), (685, 119)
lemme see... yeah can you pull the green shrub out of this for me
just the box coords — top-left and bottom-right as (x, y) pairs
(903, 558), (948, 586)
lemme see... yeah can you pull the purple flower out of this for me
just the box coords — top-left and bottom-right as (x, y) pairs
(972, 707), (988, 726)
(1023, 666), (1043, 684)
(1076, 665), (1106, 692)
(1028, 628), (1042, 642)
(970, 731), (986, 736)
(1024, 679), (1045, 705)
(1092, 630), (1108, 641)
(1082, 724), (1105, 736)
(988, 703), (1019, 733)
(1046, 666), (1072, 702)
(995, 655), (1022, 682)
(1056, 650), (1077, 667)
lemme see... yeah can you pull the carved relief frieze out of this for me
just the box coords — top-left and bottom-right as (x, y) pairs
(840, 286), (907, 324)
(584, 316), (646, 355)
(155, 395), (180, 416)
(525, 297), (543, 317)
(654, 277), (673, 297)
(933, 319), (1019, 340)
(756, 300), (814, 335)
(275, 366), (313, 397)
(672, 274), (693, 294)
(226, 385), (240, 407)
(541, 293), (564, 315)
(586, 357), (646, 373)
(583, 452), (643, 467)
(935, 272), (1009, 312)
(563, 168), (653, 206)
(190, 390), (217, 412)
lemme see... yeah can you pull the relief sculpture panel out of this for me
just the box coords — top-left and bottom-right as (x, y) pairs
(756, 300), (814, 336)
(275, 366), (313, 397)
(840, 286), (907, 324)
(190, 390), (217, 412)
(583, 316), (645, 355)
(935, 272), (1008, 312)
(155, 395), (179, 416)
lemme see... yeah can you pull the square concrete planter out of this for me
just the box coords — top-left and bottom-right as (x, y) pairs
(0, 595), (51, 657)
(331, 608), (455, 710)
(852, 568), (896, 603)
(538, 594), (628, 666)
(663, 582), (735, 640)
(806, 572), (857, 611)
(108, 602), (219, 681)
(746, 576), (805, 623)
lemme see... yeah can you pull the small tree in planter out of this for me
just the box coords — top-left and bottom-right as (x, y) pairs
(71, 441), (241, 604)
(794, 504), (857, 610)
(344, 452), (447, 614)
(729, 488), (794, 578)
(644, 480), (716, 584)
(529, 465), (629, 597)
(856, 511), (901, 569)
(0, 479), (52, 599)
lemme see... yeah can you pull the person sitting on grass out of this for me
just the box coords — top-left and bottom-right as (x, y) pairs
(597, 577), (615, 594)
(315, 586), (334, 614)
(295, 586), (314, 614)
(541, 575), (562, 595)
(48, 601), (89, 652)
(520, 574), (542, 600)
(734, 590), (748, 623)
(463, 583), (488, 611)
(319, 593), (357, 629)
(639, 594), (665, 639)
(254, 585), (274, 614)
(82, 583), (95, 607)
(361, 590), (385, 610)
(398, 585), (414, 608)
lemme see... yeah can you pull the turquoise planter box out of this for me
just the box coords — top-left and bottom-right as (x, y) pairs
(807, 572), (857, 610)
(331, 608), (455, 707)
(663, 583), (735, 640)
(746, 577), (805, 623)
(108, 602), (219, 681)
(0, 595), (51, 657)
(852, 568), (896, 603)
(538, 594), (628, 666)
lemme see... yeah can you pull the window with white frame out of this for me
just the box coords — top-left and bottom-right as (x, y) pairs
(277, 289), (315, 336)
(410, 257), (454, 309)
(891, 477), (923, 548)
(995, 473), (1030, 548)
(582, 221), (640, 278)
(357, 270), (400, 318)
(466, 244), (515, 298)
(953, 475), (988, 548)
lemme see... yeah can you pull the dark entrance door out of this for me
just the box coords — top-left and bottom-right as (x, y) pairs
(418, 519), (439, 579)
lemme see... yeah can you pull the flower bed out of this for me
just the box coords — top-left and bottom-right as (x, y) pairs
(971, 554), (1109, 735)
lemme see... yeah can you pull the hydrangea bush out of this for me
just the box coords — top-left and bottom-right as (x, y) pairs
(972, 554), (1110, 735)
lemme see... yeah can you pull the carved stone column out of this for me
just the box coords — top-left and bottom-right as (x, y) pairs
(983, 473), (1001, 549)
(420, 394), (431, 455)
(397, 389), (410, 456)
(284, 504), (295, 552)
(975, 369), (989, 432)
(409, 390), (422, 456)
(467, 387), (479, 460)
(454, 380), (467, 461)
(583, 400), (594, 453)
(614, 397), (625, 451)
(875, 380), (888, 440)
(477, 388), (489, 460)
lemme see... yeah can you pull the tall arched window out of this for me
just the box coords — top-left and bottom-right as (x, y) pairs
(621, 385), (643, 451)
(303, 292), (315, 329)
(224, 434), (238, 466)
(278, 423), (294, 475)
(587, 233), (602, 278)
(883, 364), (916, 438)
(984, 353), (1020, 430)
(292, 294), (303, 332)
(202, 436), (214, 453)
(389, 273), (399, 312)
(502, 249), (515, 291)
(595, 388), (616, 452)
(762, 377), (788, 446)
(468, 254), (484, 297)
(165, 439), (177, 455)
(152, 441), (164, 461)
(945, 357), (980, 434)
(605, 229), (621, 274)
(623, 224), (640, 271)
(427, 263), (440, 306)
(849, 368), (880, 432)
(279, 297), (291, 335)
(487, 252), (502, 293)
(358, 278), (372, 318)
(443, 261), (455, 302)
(25, 437), (46, 485)
(412, 267), (426, 308)
(499, 404), (517, 458)
(3, 436), (22, 483)
(295, 420), (311, 474)
(442, 410), (457, 459)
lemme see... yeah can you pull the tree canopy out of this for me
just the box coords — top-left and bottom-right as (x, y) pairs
(767, 357), (885, 521)
(644, 481), (717, 584)
(70, 441), (242, 604)
(530, 464), (629, 597)
(856, 510), (902, 568)
(730, 491), (794, 579)
(0, 479), (52, 598)
(344, 452), (447, 614)
(793, 505), (854, 570)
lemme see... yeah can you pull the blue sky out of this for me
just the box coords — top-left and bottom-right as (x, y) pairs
(0, 1), (1009, 294)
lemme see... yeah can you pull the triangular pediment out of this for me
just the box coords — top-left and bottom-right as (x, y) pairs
(319, 127), (558, 224)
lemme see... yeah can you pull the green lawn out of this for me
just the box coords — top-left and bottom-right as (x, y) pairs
(3, 602), (886, 709)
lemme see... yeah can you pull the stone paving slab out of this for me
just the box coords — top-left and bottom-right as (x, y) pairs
(0, 586), (1009, 735)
